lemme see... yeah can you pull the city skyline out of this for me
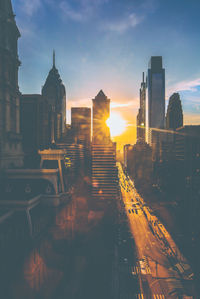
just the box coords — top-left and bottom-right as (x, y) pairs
(12, 0), (200, 148)
(0, 1), (199, 297)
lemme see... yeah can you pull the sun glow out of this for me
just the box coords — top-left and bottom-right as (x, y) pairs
(106, 112), (127, 137)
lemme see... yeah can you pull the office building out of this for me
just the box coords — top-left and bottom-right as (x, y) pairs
(91, 143), (118, 201)
(146, 56), (165, 144)
(91, 91), (117, 202)
(71, 107), (91, 145)
(20, 94), (51, 167)
(166, 93), (183, 130)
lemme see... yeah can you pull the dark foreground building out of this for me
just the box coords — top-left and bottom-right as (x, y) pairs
(0, 0), (24, 169)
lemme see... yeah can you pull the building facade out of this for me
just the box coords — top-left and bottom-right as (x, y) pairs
(0, 0), (24, 169)
(71, 107), (91, 145)
(146, 56), (165, 144)
(20, 94), (51, 167)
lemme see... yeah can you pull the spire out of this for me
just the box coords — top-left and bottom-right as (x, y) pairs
(96, 90), (106, 98)
(142, 72), (144, 83)
(53, 50), (56, 68)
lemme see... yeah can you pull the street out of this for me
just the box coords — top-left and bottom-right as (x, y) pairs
(117, 162), (197, 298)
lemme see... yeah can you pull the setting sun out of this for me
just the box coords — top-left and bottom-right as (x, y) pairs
(106, 112), (127, 137)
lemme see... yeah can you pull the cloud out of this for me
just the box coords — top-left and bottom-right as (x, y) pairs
(102, 13), (143, 33)
(19, 0), (42, 16)
(59, 1), (84, 21)
(111, 101), (137, 109)
(59, 0), (109, 22)
(167, 77), (200, 96)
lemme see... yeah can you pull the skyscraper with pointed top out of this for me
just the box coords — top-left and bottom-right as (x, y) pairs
(166, 93), (183, 130)
(92, 90), (110, 144)
(0, 0), (24, 169)
(42, 52), (66, 143)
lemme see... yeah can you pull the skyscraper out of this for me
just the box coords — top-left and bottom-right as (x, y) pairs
(71, 107), (91, 145)
(137, 72), (146, 142)
(92, 90), (110, 144)
(91, 91), (117, 202)
(166, 93), (183, 130)
(146, 56), (165, 144)
(0, 0), (24, 169)
(42, 52), (66, 143)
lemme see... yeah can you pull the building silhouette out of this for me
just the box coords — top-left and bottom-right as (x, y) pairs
(20, 53), (67, 166)
(71, 107), (91, 146)
(92, 90), (110, 144)
(0, 0), (24, 169)
(124, 142), (152, 189)
(137, 72), (146, 143)
(42, 52), (66, 143)
(146, 56), (165, 144)
(166, 92), (183, 130)
(20, 94), (51, 167)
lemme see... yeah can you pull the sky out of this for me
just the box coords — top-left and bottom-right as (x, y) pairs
(12, 0), (200, 149)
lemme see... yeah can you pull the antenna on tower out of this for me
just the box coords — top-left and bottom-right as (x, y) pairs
(53, 50), (56, 68)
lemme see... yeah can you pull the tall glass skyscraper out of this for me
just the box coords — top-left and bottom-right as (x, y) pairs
(146, 56), (165, 144)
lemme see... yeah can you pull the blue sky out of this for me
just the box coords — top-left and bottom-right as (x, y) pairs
(13, 0), (200, 141)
